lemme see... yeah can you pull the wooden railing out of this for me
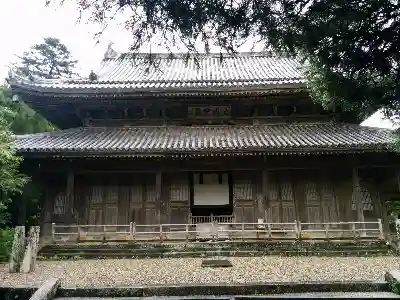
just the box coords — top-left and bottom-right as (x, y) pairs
(189, 213), (235, 224)
(51, 219), (384, 243)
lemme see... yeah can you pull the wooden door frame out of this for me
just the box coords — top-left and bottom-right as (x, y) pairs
(189, 171), (233, 212)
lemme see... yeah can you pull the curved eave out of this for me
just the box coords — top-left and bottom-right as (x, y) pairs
(16, 146), (391, 159)
(9, 80), (308, 98)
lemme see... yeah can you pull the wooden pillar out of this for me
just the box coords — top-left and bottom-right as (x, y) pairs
(293, 171), (307, 222)
(352, 167), (364, 223)
(156, 171), (167, 224)
(334, 171), (353, 222)
(42, 178), (58, 238)
(396, 170), (400, 193)
(65, 170), (75, 223)
(259, 169), (269, 219)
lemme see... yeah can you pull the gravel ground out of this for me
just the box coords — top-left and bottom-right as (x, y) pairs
(0, 256), (399, 288)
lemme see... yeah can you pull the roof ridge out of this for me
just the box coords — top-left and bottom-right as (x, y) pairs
(344, 123), (395, 133)
(69, 122), (370, 130)
(104, 51), (282, 61)
(13, 127), (85, 139)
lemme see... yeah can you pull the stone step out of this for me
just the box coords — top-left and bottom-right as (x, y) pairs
(38, 248), (392, 260)
(55, 293), (400, 299)
(40, 245), (391, 253)
(41, 242), (390, 251)
(38, 240), (392, 259)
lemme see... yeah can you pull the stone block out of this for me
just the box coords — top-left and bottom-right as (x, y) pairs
(9, 226), (25, 273)
(29, 278), (60, 300)
(21, 226), (40, 273)
(201, 258), (233, 268)
(386, 270), (400, 294)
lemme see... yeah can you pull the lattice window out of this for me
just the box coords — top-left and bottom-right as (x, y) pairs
(146, 185), (157, 202)
(170, 181), (189, 202)
(90, 186), (103, 205)
(233, 180), (253, 201)
(105, 205), (118, 225)
(268, 182), (279, 200)
(320, 182), (334, 202)
(352, 184), (373, 211)
(105, 185), (118, 203)
(305, 182), (319, 203)
(130, 185), (143, 205)
(280, 181), (294, 200)
(54, 192), (66, 215)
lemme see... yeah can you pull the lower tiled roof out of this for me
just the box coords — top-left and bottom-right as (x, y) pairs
(14, 123), (393, 156)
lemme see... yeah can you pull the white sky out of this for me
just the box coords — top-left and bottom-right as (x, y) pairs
(0, 0), (396, 129)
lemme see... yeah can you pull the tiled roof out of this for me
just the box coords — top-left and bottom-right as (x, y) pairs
(9, 52), (306, 95)
(14, 123), (392, 157)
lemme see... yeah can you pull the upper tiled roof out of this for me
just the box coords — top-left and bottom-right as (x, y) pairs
(14, 123), (392, 157)
(9, 52), (306, 96)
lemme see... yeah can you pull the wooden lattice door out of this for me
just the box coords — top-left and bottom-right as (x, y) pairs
(88, 185), (103, 226)
(266, 176), (296, 228)
(320, 180), (339, 224)
(233, 176), (255, 223)
(305, 182), (322, 224)
(169, 174), (190, 224)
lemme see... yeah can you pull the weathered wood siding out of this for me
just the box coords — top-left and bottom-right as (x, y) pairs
(168, 172), (190, 224)
(232, 171), (257, 223)
(40, 166), (394, 231)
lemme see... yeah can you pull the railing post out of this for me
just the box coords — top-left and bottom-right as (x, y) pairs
(241, 222), (245, 241)
(378, 218), (384, 240)
(267, 223), (272, 238)
(51, 223), (55, 243)
(352, 222), (356, 239)
(325, 224), (329, 239)
(132, 222), (136, 243)
(215, 221), (219, 241)
(129, 222), (133, 240)
(185, 224), (189, 243)
(297, 221), (302, 240)
(294, 220), (300, 239)
(211, 212), (214, 223)
(159, 224), (163, 243)
(256, 221), (259, 239)
(77, 225), (80, 242)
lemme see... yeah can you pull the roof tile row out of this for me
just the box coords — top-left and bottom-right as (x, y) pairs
(14, 123), (392, 156)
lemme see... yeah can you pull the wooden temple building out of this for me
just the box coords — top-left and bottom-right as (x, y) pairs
(8, 52), (400, 242)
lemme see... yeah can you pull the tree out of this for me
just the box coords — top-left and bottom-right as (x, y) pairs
(0, 88), (55, 134)
(49, 0), (400, 120)
(0, 87), (55, 227)
(0, 88), (28, 224)
(15, 37), (77, 79)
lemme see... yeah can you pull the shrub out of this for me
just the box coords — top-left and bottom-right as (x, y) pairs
(0, 228), (14, 262)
